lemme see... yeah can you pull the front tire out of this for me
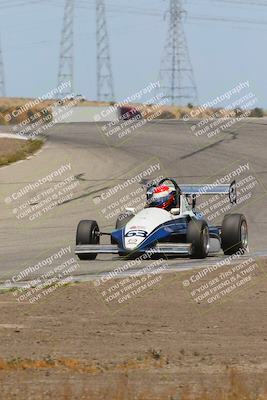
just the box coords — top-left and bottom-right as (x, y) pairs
(76, 220), (99, 260)
(187, 219), (209, 259)
(221, 214), (248, 255)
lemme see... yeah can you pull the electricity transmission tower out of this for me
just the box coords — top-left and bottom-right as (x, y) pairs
(58, 0), (74, 96)
(159, 0), (198, 105)
(96, 0), (115, 101)
(0, 35), (6, 97)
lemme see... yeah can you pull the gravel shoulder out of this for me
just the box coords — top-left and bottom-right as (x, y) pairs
(0, 260), (266, 399)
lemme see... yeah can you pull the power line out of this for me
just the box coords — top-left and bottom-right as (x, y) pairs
(189, 13), (267, 25)
(74, 1), (267, 27)
(199, 0), (267, 6)
(0, 0), (43, 9)
(34, 1), (267, 28)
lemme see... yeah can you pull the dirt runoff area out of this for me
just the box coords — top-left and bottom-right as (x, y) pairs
(0, 257), (266, 400)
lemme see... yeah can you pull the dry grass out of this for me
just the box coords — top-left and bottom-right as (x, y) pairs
(0, 351), (168, 375)
(0, 97), (54, 126)
(0, 138), (43, 166)
(0, 353), (264, 399)
(0, 138), (26, 157)
(180, 369), (266, 400)
(0, 366), (265, 399)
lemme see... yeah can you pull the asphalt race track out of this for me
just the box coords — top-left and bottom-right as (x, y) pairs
(1, 119), (267, 285)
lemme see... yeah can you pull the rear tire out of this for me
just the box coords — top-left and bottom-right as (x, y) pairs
(76, 220), (99, 260)
(221, 214), (248, 255)
(187, 219), (209, 259)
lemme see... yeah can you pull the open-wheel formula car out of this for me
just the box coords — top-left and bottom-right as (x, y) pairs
(75, 178), (248, 260)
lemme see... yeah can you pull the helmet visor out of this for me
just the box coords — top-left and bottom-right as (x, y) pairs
(149, 194), (174, 208)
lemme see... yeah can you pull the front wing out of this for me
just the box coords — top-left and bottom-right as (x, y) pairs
(75, 243), (192, 256)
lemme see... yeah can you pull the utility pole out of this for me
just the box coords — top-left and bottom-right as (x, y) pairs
(58, 0), (74, 96)
(0, 35), (6, 97)
(96, 0), (115, 101)
(159, 0), (198, 105)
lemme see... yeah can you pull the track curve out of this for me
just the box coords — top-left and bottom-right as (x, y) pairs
(0, 119), (267, 284)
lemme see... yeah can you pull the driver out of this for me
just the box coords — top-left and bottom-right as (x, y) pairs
(147, 185), (176, 211)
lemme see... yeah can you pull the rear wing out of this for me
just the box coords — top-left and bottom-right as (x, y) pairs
(180, 180), (237, 204)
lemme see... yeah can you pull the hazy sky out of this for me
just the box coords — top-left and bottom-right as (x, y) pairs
(1, 0), (267, 107)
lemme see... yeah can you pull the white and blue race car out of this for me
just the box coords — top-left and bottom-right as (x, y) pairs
(75, 178), (248, 260)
